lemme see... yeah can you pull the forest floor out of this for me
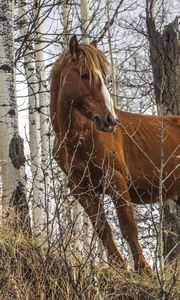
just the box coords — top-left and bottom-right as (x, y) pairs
(0, 227), (179, 300)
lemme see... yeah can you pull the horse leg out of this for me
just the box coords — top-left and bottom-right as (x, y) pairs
(108, 173), (150, 272)
(77, 193), (126, 267)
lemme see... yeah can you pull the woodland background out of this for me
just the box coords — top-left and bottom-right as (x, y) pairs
(0, 0), (180, 299)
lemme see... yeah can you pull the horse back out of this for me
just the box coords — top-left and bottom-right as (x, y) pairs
(118, 111), (180, 201)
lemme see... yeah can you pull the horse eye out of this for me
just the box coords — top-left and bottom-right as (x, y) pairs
(81, 73), (89, 80)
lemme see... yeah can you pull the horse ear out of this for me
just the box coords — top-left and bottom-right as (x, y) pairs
(69, 35), (79, 59)
(90, 40), (97, 48)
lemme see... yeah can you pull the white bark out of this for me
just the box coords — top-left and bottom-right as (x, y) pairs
(61, 1), (70, 46)
(106, 0), (117, 106)
(127, 244), (134, 271)
(33, 1), (50, 190)
(0, 0), (24, 208)
(73, 202), (82, 252)
(148, 0), (156, 19)
(80, 0), (90, 43)
(18, 0), (45, 233)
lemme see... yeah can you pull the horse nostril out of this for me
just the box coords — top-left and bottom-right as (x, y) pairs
(106, 114), (117, 126)
(93, 114), (102, 129)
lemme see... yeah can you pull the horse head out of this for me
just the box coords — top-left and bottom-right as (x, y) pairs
(56, 35), (118, 133)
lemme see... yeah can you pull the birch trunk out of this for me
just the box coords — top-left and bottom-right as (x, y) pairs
(61, 0), (70, 46)
(80, 0), (90, 43)
(33, 0), (50, 198)
(0, 0), (31, 235)
(18, 0), (45, 234)
(0, 0), (19, 207)
(106, 0), (117, 106)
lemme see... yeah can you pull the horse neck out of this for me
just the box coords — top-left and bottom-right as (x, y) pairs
(58, 95), (73, 139)
(58, 94), (92, 145)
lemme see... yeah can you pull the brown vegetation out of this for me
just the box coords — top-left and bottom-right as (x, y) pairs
(0, 227), (179, 300)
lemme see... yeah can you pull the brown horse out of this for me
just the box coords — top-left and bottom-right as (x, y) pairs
(50, 35), (180, 271)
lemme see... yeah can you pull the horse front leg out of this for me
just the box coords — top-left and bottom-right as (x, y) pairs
(108, 172), (151, 272)
(77, 193), (126, 268)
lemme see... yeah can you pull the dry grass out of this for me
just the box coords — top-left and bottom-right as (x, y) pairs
(0, 227), (179, 300)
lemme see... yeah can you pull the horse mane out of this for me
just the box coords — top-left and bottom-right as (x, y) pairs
(77, 43), (110, 85)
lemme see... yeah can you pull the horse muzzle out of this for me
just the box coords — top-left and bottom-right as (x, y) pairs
(93, 113), (117, 132)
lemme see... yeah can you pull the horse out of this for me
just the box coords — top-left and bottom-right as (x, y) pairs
(50, 35), (180, 272)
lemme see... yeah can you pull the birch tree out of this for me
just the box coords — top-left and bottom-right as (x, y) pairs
(80, 0), (90, 43)
(18, 0), (45, 233)
(33, 0), (50, 203)
(0, 0), (31, 235)
(61, 0), (70, 46)
(106, 0), (117, 107)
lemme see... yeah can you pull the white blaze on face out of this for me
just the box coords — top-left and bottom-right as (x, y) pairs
(96, 70), (117, 120)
